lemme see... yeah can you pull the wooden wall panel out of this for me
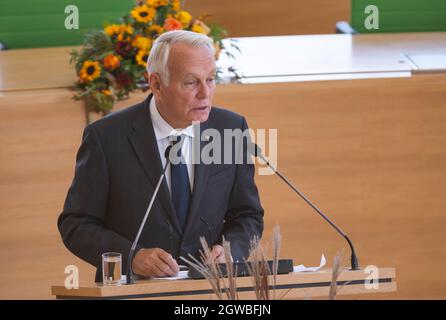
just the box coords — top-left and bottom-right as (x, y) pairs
(184, 0), (350, 36)
(1, 73), (446, 299)
(212, 74), (446, 299)
(0, 90), (142, 299)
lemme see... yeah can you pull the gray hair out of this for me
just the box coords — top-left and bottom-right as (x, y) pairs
(147, 30), (215, 85)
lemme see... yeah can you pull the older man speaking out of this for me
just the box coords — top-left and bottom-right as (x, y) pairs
(58, 30), (264, 282)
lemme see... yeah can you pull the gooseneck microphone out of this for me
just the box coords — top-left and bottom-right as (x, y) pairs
(248, 143), (360, 270)
(126, 145), (173, 284)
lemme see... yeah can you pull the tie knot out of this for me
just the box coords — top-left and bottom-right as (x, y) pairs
(174, 135), (182, 144)
(168, 134), (186, 163)
(169, 134), (184, 146)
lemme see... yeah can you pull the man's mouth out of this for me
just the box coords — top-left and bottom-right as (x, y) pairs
(193, 106), (209, 112)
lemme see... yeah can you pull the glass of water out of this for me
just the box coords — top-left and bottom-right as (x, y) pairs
(102, 252), (122, 286)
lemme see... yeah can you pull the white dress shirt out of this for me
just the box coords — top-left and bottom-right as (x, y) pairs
(149, 97), (195, 192)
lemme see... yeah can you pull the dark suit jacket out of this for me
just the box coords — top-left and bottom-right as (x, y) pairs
(58, 95), (264, 282)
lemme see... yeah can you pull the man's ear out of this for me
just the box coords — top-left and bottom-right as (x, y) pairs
(149, 73), (162, 95)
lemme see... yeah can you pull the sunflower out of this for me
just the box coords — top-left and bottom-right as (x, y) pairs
(175, 11), (192, 27)
(117, 25), (133, 42)
(104, 24), (121, 36)
(146, 0), (168, 8)
(131, 5), (156, 24)
(120, 24), (134, 35)
(105, 24), (133, 38)
(147, 24), (164, 35)
(136, 50), (149, 67)
(132, 36), (152, 51)
(79, 61), (101, 82)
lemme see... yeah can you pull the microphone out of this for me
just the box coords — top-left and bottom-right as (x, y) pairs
(248, 143), (360, 270)
(166, 218), (174, 259)
(126, 145), (173, 284)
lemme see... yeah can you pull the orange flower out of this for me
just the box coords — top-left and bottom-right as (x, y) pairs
(163, 17), (182, 31)
(103, 54), (120, 70)
(171, 0), (181, 12)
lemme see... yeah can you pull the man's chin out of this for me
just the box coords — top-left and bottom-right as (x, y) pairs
(191, 107), (211, 123)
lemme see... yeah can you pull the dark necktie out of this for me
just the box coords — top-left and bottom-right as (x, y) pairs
(170, 135), (191, 230)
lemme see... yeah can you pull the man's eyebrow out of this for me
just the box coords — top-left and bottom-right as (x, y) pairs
(183, 71), (217, 78)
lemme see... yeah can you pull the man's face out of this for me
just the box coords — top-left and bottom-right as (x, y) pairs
(151, 42), (216, 128)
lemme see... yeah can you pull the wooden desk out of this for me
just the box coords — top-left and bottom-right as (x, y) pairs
(0, 46), (77, 92)
(1, 33), (445, 92)
(217, 32), (446, 82)
(51, 268), (396, 299)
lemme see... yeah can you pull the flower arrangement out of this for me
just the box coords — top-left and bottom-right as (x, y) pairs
(70, 0), (227, 115)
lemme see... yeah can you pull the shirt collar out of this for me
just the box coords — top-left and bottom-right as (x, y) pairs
(149, 96), (195, 140)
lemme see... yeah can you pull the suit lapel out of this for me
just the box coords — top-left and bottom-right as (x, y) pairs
(184, 118), (211, 234)
(128, 95), (183, 235)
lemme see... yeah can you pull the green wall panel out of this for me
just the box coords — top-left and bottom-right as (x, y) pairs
(0, 0), (134, 49)
(351, 0), (446, 33)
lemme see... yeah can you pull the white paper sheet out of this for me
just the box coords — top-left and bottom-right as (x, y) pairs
(293, 254), (326, 273)
(152, 270), (190, 281)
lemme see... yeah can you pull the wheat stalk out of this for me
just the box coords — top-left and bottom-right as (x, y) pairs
(180, 237), (239, 300)
(181, 227), (286, 300)
(222, 239), (238, 300)
(246, 236), (272, 300)
(271, 224), (282, 300)
(329, 250), (345, 300)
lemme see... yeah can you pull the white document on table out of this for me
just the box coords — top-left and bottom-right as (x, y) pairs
(293, 254), (326, 273)
(153, 270), (190, 281)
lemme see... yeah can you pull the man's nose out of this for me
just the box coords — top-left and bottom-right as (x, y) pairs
(197, 81), (211, 99)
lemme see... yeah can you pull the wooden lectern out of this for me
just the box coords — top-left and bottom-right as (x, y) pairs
(51, 267), (396, 299)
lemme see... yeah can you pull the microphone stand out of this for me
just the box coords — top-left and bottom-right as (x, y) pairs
(126, 146), (172, 284)
(251, 144), (359, 270)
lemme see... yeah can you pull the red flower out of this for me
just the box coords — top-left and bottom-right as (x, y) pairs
(115, 73), (133, 89)
(115, 41), (134, 58)
(163, 17), (182, 31)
